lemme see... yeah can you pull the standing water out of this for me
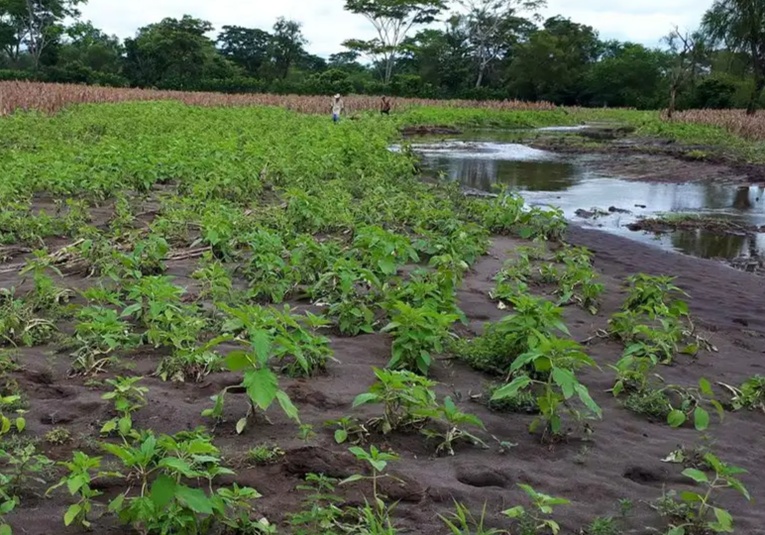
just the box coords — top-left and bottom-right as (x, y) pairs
(401, 134), (765, 263)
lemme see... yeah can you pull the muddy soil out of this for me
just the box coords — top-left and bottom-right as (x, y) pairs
(530, 133), (765, 185)
(627, 216), (765, 236)
(2, 220), (765, 535)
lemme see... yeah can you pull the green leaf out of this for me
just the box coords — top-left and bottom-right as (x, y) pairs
(575, 384), (601, 418)
(335, 429), (348, 444)
(64, 503), (82, 526)
(0, 524), (11, 535)
(159, 457), (196, 478)
(175, 485), (213, 514)
(693, 407), (710, 431)
(150, 475), (177, 510)
(275, 390), (300, 422)
(242, 368), (278, 412)
(251, 330), (272, 362)
(667, 528), (685, 535)
(503, 506), (525, 519)
(339, 474), (364, 485)
(491, 376), (532, 401)
(352, 392), (379, 408)
(225, 350), (251, 372)
(711, 508), (734, 532)
(14, 417), (24, 432)
(682, 468), (709, 484)
(552, 368), (576, 399)
(667, 410), (686, 428)
(699, 378), (713, 396)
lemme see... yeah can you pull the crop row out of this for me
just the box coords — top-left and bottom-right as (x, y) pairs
(0, 81), (558, 116)
(0, 102), (760, 534)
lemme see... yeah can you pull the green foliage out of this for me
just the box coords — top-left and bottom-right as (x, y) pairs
(440, 501), (502, 535)
(202, 331), (300, 434)
(352, 368), (437, 434)
(503, 484), (570, 535)
(0, 395), (25, 438)
(382, 300), (459, 375)
(0, 289), (56, 347)
(452, 294), (569, 375)
(418, 396), (487, 456)
(722, 375), (765, 412)
(491, 335), (601, 440)
(660, 453), (750, 534)
(100, 376), (148, 441)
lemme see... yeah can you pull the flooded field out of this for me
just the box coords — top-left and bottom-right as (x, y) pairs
(403, 133), (765, 264)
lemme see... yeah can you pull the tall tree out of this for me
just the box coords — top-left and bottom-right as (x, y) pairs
(343, 0), (447, 84)
(269, 17), (307, 79)
(217, 25), (271, 76)
(702, 0), (765, 114)
(457, 0), (543, 88)
(507, 16), (601, 104)
(124, 15), (238, 88)
(0, 0), (85, 68)
(663, 26), (707, 117)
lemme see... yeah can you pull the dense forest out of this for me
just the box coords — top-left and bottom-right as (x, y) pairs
(1, 0), (764, 110)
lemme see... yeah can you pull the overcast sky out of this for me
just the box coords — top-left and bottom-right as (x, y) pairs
(79, 0), (711, 57)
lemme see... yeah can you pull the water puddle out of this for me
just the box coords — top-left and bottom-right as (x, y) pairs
(405, 132), (765, 265)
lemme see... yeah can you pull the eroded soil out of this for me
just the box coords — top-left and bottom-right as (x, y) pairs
(3, 221), (765, 535)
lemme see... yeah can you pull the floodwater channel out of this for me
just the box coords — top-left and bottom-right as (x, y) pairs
(398, 131), (765, 264)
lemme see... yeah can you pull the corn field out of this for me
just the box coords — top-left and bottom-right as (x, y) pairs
(671, 109), (765, 140)
(0, 81), (558, 116)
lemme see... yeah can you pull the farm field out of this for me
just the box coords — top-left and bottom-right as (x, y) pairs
(0, 96), (763, 535)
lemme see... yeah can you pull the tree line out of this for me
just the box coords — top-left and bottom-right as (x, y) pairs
(1, 0), (765, 111)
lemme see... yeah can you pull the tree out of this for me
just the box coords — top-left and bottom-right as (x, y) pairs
(269, 17), (307, 79)
(585, 42), (665, 108)
(343, 0), (447, 84)
(457, 0), (543, 88)
(217, 25), (271, 76)
(123, 15), (239, 88)
(663, 26), (708, 117)
(507, 16), (601, 104)
(702, 0), (765, 114)
(0, 0), (85, 68)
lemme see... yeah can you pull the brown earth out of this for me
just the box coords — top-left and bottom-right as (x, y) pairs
(2, 221), (765, 535)
(530, 134), (765, 185)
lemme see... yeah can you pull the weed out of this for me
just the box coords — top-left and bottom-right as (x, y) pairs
(419, 397), (488, 456)
(440, 501), (502, 535)
(247, 443), (285, 466)
(720, 375), (765, 413)
(44, 428), (72, 445)
(99, 376), (148, 441)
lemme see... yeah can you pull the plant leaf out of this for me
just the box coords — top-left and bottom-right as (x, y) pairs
(243, 368), (278, 412)
(175, 485), (213, 514)
(667, 410), (686, 428)
(682, 468), (709, 484)
(150, 474), (177, 510)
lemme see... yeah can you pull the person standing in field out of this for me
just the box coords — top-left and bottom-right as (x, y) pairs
(380, 96), (391, 115)
(332, 94), (344, 123)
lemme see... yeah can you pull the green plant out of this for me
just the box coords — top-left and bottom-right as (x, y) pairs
(100, 376), (148, 441)
(341, 446), (400, 521)
(221, 303), (333, 378)
(192, 253), (235, 303)
(247, 443), (285, 465)
(352, 368), (437, 434)
(326, 416), (370, 445)
(0, 395), (25, 437)
(452, 294), (569, 375)
(44, 428), (72, 445)
(382, 301), (459, 375)
(289, 473), (347, 535)
(0, 288), (55, 347)
(47, 452), (106, 528)
(101, 430), (264, 534)
(504, 484), (570, 535)
(71, 305), (138, 375)
(623, 274), (689, 319)
(491, 336), (601, 440)
(418, 397), (487, 456)
(720, 375), (765, 412)
(660, 453), (750, 534)
(440, 501), (502, 535)
(585, 516), (620, 535)
(202, 330), (299, 434)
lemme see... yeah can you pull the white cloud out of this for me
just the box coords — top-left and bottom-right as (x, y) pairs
(79, 0), (711, 57)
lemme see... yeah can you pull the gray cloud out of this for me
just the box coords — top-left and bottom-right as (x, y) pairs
(80, 0), (711, 57)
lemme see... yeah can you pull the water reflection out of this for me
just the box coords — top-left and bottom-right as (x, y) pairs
(412, 137), (765, 262)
